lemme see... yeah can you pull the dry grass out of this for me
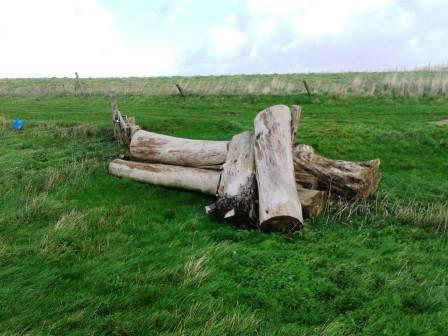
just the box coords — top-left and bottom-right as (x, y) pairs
(40, 209), (88, 254)
(183, 255), (210, 287)
(427, 119), (448, 126)
(174, 301), (260, 336)
(26, 122), (105, 139)
(326, 193), (448, 233)
(2, 71), (448, 98)
(0, 115), (7, 128)
(395, 201), (448, 233)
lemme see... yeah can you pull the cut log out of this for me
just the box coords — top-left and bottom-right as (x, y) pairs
(108, 159), (220, 195)
(295, 171), (318, 189)
(127, 130), (380, 199)
(254, 105), (304, 232)
(130, 130), (229, 168)
(293, 144), (381, 199)
(206, 131), (257, 227)
(297, 187), (326, 219)
(109, 159), (323, 221)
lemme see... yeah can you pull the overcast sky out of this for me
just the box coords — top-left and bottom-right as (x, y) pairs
(0, 0), (447, 78)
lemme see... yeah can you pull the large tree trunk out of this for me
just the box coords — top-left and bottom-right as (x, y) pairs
(205, 131), (257, 227)
(108, 159), (220, 195)
(109, 159), (324, 221)
(128, 130), (380, 200)
(130, 129), (229, 168)
(293, 144), (381, 199)
(254, 105), (303, 232)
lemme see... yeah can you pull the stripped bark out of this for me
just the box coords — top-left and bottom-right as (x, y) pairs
(108, 159), (220, 195)
(206, 131), (257, 227)
(254, 105), (303, 232)
(293, 144), (381, 199)
(130, 129), (229, 168)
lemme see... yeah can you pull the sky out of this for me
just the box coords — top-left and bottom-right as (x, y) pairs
(0, 0), (447, 78)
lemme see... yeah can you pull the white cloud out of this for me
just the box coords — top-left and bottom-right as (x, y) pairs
(1, 0), (448, 77)
(207, 25), (246, 58)
(228, 14), (238, 25)
(182, 0), (448, 75)
(152, 0), (192, 24)
(0, 0), (175, 77)
(248, 0), (393, 37)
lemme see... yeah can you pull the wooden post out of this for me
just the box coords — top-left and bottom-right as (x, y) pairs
(303, 80), (312, 97)
(254, 105), (303, 232)
(175, 83), (186, 98)
(74, 72), (84, 96)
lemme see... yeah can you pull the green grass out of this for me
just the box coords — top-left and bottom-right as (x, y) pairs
(1, 92), (448, 335)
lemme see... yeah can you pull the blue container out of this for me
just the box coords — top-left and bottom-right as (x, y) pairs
(12, 119), (24, 130)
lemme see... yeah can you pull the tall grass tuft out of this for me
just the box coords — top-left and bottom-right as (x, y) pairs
(183, 255), (209, 287)
(395, 201), (448, 233)
(0, 115), (7, 129)
(325, 193), (448, 233)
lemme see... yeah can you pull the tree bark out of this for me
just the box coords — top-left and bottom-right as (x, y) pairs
(108, 159), (220, 196)
(293, 144), (381, 199)
(206, 131), (257, 227)
(130, 129), (229, 168)
(254, 105), (304, 232)
(297, 187), (326, 219)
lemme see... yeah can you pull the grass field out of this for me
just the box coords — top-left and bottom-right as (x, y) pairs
(1, 78), (448, 334)
(1, 70), (448, 98)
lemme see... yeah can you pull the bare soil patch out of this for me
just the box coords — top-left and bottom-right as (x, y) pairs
(428, 119), (448, 125)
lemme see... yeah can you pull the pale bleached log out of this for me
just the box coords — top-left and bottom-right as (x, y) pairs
(108, 159), (220, 195)
(109, 159), (323, 222)
(128, 128), (380, 199)
(293, 144), (381, 199)
(130, 129), (229, 168)
(206, 131), (257, 227)
(254, 105), (303, 232)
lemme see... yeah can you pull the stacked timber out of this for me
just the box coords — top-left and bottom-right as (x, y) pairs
(108, 102), (381, 233)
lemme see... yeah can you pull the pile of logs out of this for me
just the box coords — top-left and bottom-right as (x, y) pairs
(109, 101), (381, 233)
